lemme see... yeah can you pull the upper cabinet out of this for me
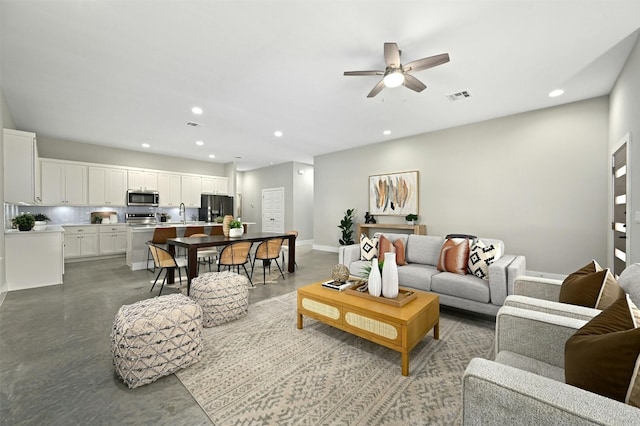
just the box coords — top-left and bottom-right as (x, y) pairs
(181, 175), (202, 207)
(41, 160), (88, 205)
(157, 173), (181, 207)
(89, 166), (128, 206)
(128, 170), (158, 191)
(3, 129), (41, 204)
(201, 176), (229, 195)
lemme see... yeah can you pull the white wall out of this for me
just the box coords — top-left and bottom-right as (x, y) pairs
(0, 0), (9, 302)
(609, 33), (640, 266)
(314, 97), (610, 275)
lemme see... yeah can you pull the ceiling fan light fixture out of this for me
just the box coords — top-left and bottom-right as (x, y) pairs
(383, 69), (404, 88)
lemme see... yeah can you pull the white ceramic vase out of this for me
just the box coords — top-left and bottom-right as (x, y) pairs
(381, 252), (399, 298)
(368, 259), (382, 297)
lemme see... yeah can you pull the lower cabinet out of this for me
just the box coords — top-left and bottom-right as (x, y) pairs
(64, 226), (98, 258)
(99, 225), (127, 255)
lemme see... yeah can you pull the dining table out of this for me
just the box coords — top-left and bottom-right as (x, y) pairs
(166, 232), (296, 295)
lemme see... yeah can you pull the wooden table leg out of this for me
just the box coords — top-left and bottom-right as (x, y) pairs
(288, 235), (296, 273)
(297, 312), (303, 329)
(434, 321), (440, 340)
(186, 248), (198, 296)
(401, 351), (409, 376)
(167, 244), (176, 284)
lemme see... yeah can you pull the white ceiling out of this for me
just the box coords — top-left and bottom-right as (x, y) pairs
(2, 1), (640, 171)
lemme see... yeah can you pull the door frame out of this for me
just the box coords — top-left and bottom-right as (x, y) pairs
(610, 132), (631, 273)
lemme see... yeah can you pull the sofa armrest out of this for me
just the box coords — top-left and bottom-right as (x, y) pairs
(507, 255), (526, 295)
(504, 295), (600, 321)
(338, 244), (361, 266)
(514, 275), (563, 301)
(496, 306), (587, 368)
(486, 255), (513, 305)
(463, 358), (640, 426)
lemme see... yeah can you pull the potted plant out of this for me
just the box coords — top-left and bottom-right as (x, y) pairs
(338, 208), (355, 245)
(33, 213), (50, 231)
(405, 213), (419, 225)
(12, 213), (36, 231)
(229, 219), (244, 237)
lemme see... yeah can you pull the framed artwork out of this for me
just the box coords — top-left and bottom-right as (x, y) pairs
(369, 171), (419, 216)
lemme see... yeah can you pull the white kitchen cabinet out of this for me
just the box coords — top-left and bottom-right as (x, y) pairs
(157, 173), (182, 207)
(89, 166), (127, 206)
(127, 170), (158, 191)
(3, 129), (41, 204)
(181, 175), (202, 207)
(41, 160), (88, 205)
(63, 226), (98, 258)
(5, 227), (64, 290)
(201, 176), (228, 195)
(99, 225), (127, 255)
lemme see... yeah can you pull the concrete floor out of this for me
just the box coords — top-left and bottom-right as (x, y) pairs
(0, 246), (339, 425)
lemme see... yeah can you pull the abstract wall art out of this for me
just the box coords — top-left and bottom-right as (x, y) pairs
(369, 171), (419, 215)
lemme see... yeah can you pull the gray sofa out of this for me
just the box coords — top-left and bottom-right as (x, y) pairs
(338, 233), (526, 316)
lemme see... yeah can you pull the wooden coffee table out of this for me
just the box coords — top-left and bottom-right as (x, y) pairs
(297, 281), (439, 376)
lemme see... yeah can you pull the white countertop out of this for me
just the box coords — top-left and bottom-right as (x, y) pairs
(5, 225), (65, 234)
(128, 222), (256, 231)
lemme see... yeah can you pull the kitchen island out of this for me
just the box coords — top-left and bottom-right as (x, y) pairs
(5, 225), (65, 291)
(126, 222), (253, 271)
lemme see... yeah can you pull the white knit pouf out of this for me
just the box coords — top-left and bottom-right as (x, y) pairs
(110, 293), (203, 389)
(190, 271), (250, 327)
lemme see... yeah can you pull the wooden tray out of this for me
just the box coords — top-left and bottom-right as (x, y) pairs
(344, 284), (417, 307)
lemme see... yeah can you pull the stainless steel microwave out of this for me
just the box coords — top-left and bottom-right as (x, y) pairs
(127, 190), (159, 206)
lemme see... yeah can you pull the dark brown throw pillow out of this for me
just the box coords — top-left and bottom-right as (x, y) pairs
(559, 261), (623, 309)
(437, 239), (469, 275)
(565, 296), (640, 407)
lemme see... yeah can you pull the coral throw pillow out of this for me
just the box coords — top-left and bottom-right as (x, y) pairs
(393, 239), (407, 266)
(437, 239), (469, 275)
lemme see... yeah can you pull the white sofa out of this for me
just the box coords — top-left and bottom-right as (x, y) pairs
(338, 233), (526, 316)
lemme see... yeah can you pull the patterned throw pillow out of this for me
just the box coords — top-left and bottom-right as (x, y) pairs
(360, 234), (378, 261)
(468, 240), (499, 280)
(565, 295), (640, 407)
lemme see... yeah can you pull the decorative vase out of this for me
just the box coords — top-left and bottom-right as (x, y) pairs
(381, 252), (399, 298)
(368, 259), (382, 297)
(229, 227), (243, 238)
(222, 215), (233, 237)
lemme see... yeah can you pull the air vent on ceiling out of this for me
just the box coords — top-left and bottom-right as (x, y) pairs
(186, 121), (200, 127)
(446, 90), (471, 101)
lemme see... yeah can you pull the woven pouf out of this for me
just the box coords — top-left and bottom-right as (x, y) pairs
(110, 293), (203, 389)
(190, 271), (250, 327)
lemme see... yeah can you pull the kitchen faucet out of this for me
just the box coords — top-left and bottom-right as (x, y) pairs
(179, 202), (186, 225)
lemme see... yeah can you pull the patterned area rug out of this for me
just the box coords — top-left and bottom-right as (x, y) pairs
(175, 291), (495, 425)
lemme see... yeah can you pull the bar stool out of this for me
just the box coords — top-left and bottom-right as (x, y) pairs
(147, 227), (177, 272)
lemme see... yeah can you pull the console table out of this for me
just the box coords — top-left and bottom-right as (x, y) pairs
(357, 223), (427, 241)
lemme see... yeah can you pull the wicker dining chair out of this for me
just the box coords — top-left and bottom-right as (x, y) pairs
(147, 242), (188, 295)
(189, 233), (219, 273)
(252, 238), (285, 284)
(218, 241), (254, 286)
(146, 227), (177, 272)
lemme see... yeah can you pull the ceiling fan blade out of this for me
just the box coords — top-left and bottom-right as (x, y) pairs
(403, 74), (427, 92)
(343, 70), (384, 76)
(384, 42), (401, 68)
(367, 80), (386, 98)
(404, 53), (450, 72)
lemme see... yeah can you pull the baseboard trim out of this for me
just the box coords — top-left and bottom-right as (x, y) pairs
(313, 244), (339, 253)
(525, 270), (566, 280)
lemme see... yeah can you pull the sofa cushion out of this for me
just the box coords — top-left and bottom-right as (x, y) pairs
(360, 234), (378, 261)
(431, 273), (491, 303)
(405, 235), (444, 266)
(468, 240), (499, 280)
(397, 264), (438, 292)
(437, 239), (469, 275)
(565, 295), (640, 407)
(559, 261), (623, 309)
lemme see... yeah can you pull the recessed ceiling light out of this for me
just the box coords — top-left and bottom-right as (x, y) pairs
(383, 130), (391, 136)
(549, 89), (564, 98)
(274, 130), (283, 137)
(208, 154), (215, 159)
(192, 106), (203, 115)
(141, 143), (150, 148)
(195, 140), (204, 146)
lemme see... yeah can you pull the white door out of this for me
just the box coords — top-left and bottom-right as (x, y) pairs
(262, 187), (284, 233)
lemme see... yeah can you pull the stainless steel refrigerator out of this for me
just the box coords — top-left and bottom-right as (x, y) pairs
(199, 195), (234, 222)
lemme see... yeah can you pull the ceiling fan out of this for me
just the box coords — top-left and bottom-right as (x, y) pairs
(344, 42), (450, 98)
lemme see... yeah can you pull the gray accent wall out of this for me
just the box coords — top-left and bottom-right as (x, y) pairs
(609, 32), (640, 266)
(314, 97), (609, 275)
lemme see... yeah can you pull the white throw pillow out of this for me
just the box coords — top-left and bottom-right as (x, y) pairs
(468, 240), (499, 280)
(360, 235), (378, 261)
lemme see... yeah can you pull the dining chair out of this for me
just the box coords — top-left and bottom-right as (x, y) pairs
(218, 241), (254, 287)
(280, 230), (298, 270)
(252, 238), (285, 284)
(146, 226), (177, 272)
(147, 242), (188, 295)
(189, 233), (219, 273)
